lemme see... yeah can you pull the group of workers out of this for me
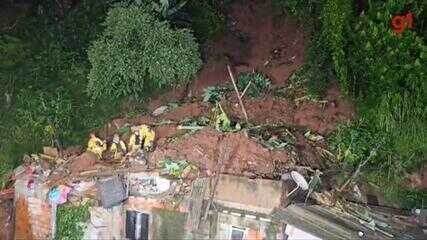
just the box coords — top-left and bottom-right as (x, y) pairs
(87, 125), (155, 162)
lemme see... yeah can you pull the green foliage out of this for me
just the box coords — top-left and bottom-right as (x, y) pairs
(55, 203), (91, 240)
(237, 72), (271, 99)
(215, 111), (232, 132)
(0, 157), (14, 190)
(0, 0), (120, 189)
(153, 0), (188, 20)
(87, 5), (202, 100)
(300, 42), (333, 99)
(203, 86), (223, 103)
(349, 0), (427, 173)
(14, 88), (73, 149)
(161, 158), (189, 178)
(319, 0), (353, 95)
(330, 120), (378, 166)
(60, 0), (111, 59)
(17, 0), (110, 61)
(187, 1), (226, 42)
(349, 1), (425, 98)
(0, 35), (28, 69)
(273, 0), (324, 26)
(366, 170), (427, 209)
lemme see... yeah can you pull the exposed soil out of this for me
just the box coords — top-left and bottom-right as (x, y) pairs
(146, 0), (309, 108)
(221, 85), (354, 134)
(155, 124), (179, 145)
(149, 128), (292, 178)
(128, 0), (355, 176)
(188, 0), (307, 95)
(159, 102), (210, 122)
(0, 200), (13, 240)
(144, 0), (354, 135)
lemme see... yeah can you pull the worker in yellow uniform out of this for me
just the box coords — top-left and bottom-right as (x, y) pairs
(139, 125), (155, 151)
(128, 130), (143, 155)
(128, 124), (156, 154)
(110, 134), (127, 161)
(87, 133), (107, 159)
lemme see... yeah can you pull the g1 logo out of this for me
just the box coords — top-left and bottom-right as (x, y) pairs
(391, 12), (413, 34)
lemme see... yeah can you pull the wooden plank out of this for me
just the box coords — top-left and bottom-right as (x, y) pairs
(186, 178), (208, 232)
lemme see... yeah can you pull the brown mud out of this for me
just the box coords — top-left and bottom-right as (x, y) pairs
(149, 128), (291, 179)
(118, 0), (355, 177)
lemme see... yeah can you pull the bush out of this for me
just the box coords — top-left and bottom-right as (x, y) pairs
(14, 87), (74, 150)
(330, 120), (379, 166)
(203, 86), (223, 103)
(349, 0), (426, 169)
(237, 73), (271, 99)
(87, 5), (202, 100)
(56, 203), (90, 240)
(319, 0), (353, 95)
(348, 0), (425, 100)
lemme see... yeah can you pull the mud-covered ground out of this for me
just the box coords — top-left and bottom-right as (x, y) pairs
(125, 0), (355, 178)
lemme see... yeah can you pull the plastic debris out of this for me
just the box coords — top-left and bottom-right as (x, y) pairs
(48, 185), (71, 204)
(304, 131), (324, 142)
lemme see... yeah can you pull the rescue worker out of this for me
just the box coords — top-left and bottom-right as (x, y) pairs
(110, 134), (127, 161)
(128, 129), (143, 155)
(87, 133), (106, 159)
(139, 125), (155, 151)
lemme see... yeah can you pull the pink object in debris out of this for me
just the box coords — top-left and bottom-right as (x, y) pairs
(27, 179), (35, 189)
(57, 186), (71, 204)
(48, 185), (72, 204)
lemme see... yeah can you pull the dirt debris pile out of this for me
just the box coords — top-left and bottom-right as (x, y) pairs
(149, 128), (292, 178)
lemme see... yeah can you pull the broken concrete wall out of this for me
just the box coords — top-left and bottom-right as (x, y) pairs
(14, 196), (53, 240)
(14, 176), (54, 240)
(206, 174), (283, 214)
(213, 211), (275, 240)
(151, 208), (187, 240)
(83, 206), (123, 239)
(125, 196), (188, 240)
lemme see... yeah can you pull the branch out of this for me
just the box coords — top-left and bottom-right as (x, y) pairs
(227, 65), (249, 122)
(338, 144), (381, 192)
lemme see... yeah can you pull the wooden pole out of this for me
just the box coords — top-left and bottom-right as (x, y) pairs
(227, 65), (249, 123)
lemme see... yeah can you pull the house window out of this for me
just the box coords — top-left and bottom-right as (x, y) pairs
(126, 211), (149, 240)
(230, 226), (246, 240)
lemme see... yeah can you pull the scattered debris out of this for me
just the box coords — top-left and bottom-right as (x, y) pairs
(304, 131), (324, 142)
(48, 185), (71, 205)
(152, 105), (168, 116)
(96, 176), (126, 208)
(282, 171), (309, 197)
(69, 151), (97, 174)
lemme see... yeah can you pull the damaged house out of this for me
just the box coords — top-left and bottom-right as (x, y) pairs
(12, 152), (426, 240)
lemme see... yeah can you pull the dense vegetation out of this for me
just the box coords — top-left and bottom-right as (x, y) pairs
(0, 0), (425, 209)
(87, 5), (201, 100)
(0, 0), (206, 188)
(278, 0), (426, 208)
